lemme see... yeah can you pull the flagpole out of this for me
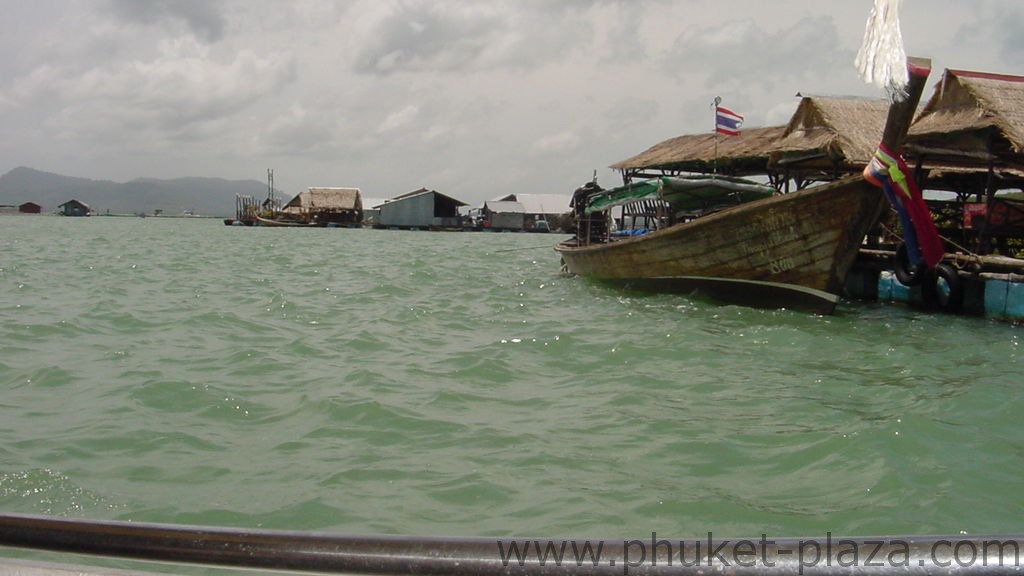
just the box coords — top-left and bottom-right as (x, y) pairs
(712, 96), (721, 175)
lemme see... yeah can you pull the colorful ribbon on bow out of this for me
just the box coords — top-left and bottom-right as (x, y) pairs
(863, 143), (944, 268)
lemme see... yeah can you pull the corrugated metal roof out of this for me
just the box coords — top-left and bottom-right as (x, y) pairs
(494, 193), (571, 214)
(386, 188), (468, 207)
(484, 201), (524, 213)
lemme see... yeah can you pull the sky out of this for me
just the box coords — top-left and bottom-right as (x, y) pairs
(1, 0), (1022, 206)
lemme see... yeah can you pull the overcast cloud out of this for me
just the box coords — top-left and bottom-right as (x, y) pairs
(1, 0), (1021, 205)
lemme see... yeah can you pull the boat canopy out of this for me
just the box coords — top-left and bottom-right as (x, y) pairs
(584, 176), (776, 214)
(584, 180), (662, 213)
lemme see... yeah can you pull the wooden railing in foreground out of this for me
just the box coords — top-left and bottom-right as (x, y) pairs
(2, 513), (1024, 575)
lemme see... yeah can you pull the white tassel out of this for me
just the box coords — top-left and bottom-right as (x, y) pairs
(855, 0), (909, 100)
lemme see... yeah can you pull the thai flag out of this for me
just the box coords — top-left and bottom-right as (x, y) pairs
(716, 106), (743, 136)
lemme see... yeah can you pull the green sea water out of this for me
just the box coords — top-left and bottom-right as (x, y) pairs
(0, 214), (1021, 543)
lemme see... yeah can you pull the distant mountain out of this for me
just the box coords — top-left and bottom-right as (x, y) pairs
(0, 167), (278, 217)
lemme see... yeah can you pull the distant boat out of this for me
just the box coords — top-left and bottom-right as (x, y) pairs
(555, 58), (932, 314)
(254, 215), (318, 227)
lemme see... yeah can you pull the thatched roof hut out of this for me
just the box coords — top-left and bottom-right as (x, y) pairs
(900, 69), (1024, 198)
(284, 187), (362, 214)
(766, 95), (890, 180)
(609, 95), (891, 188)
(906, 69), (1024, 172)
(610, 125), (785, 180)
(607, 78), (1024, 195)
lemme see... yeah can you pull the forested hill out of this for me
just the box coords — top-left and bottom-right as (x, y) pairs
(0, 167), (273, 216)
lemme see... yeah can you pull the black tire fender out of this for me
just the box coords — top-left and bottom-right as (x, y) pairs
(928, 262), (964, 313)
(893, 242), (925, 286)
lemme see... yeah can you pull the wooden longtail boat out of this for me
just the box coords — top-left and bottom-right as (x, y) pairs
(555, 58), (932, 314)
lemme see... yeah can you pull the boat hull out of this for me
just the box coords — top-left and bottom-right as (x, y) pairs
(254, 215), (318, 227)
(555, 175), (886, 301)
(602, 276), (841, 314)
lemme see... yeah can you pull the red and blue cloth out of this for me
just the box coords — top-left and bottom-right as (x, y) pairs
(863, 143), (944, 268)
(715, 106), (743, 136)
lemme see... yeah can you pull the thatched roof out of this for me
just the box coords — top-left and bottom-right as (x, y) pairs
(766, 95), (890, 170)
(609, 95), (891, 178)
(484, 200), (524, 214)
(610, 125), (785, 176)
(285, 187), (362, 212)
(907, 69), (1024, 166)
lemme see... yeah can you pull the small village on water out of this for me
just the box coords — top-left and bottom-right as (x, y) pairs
(8, 1), (1024, 574)
(4, 65), (1024, 323)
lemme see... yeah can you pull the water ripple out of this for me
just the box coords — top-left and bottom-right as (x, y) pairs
(0, 217), (1020, 538)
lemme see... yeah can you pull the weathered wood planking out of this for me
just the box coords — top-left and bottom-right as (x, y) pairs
(556, 176), (885, 295)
